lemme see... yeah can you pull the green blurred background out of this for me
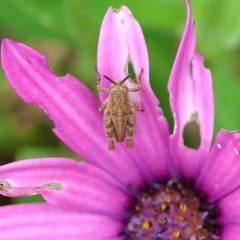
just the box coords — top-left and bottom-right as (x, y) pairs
(0, 0), (240, 205)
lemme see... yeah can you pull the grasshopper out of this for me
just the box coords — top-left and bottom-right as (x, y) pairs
(96, 68), (144, 150)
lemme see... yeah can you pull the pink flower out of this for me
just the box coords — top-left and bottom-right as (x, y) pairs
(1, 0), (240, 239)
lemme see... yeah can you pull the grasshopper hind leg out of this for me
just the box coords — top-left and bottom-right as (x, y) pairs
(126, 108), (136, 148)
(104, 111), (115, 150)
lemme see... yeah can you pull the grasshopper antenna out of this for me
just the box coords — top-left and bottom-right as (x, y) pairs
(120, 75), (130, 84)
(104, 75), (117, 85)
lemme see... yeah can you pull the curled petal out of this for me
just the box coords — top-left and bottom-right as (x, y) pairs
(97, 6), (172, 182)
(0, 158), (132, 217)
(0, 203), (124, 240)
(168, 0), (214, 180)
(196, 130), (240, 202)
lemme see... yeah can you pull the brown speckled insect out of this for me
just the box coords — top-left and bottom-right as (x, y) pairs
(95, 68), (144, 150)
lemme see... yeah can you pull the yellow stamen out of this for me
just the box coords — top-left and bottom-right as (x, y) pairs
(142, 220), (151, 229)
(160, 202), (168, 211)
(173, 230), (180, 238)
(180, 203), (187, 212)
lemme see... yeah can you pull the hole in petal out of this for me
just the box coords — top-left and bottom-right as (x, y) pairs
(32, 40), (75, 77)
(0, 181), (10, 190)
(41, 182), (62, 191)
(183, 113), (201, 149)
(127, 60), (136, 82)
(112, 7), (120, 13)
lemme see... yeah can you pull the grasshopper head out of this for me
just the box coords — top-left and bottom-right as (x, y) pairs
(104, 75), (130, 102)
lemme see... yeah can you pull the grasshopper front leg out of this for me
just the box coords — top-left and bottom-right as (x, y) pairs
(131, 99), (144, 112)
(95, 68), (109, 93)
(128, 68), (144, 92)
(98, 98), (109, 112)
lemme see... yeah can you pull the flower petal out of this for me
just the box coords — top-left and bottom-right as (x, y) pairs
(220, 225), (240, 240)
(168, 0), (214, 180)
(217, 186), (240, 224)
(0, 203), (124, 240)
(0, 158), (133, 217)
(97, 7), (129, 86)
(196, 130), (240, 202)
(97, 6), (172, 182)
(1, 37), (149, 189)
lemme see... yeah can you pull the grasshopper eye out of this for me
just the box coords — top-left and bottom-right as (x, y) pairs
(121, 86), (128, 94)
(110, 87), (116, 95)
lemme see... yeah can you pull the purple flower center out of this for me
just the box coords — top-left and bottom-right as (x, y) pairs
(125, 181), (219, 239)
